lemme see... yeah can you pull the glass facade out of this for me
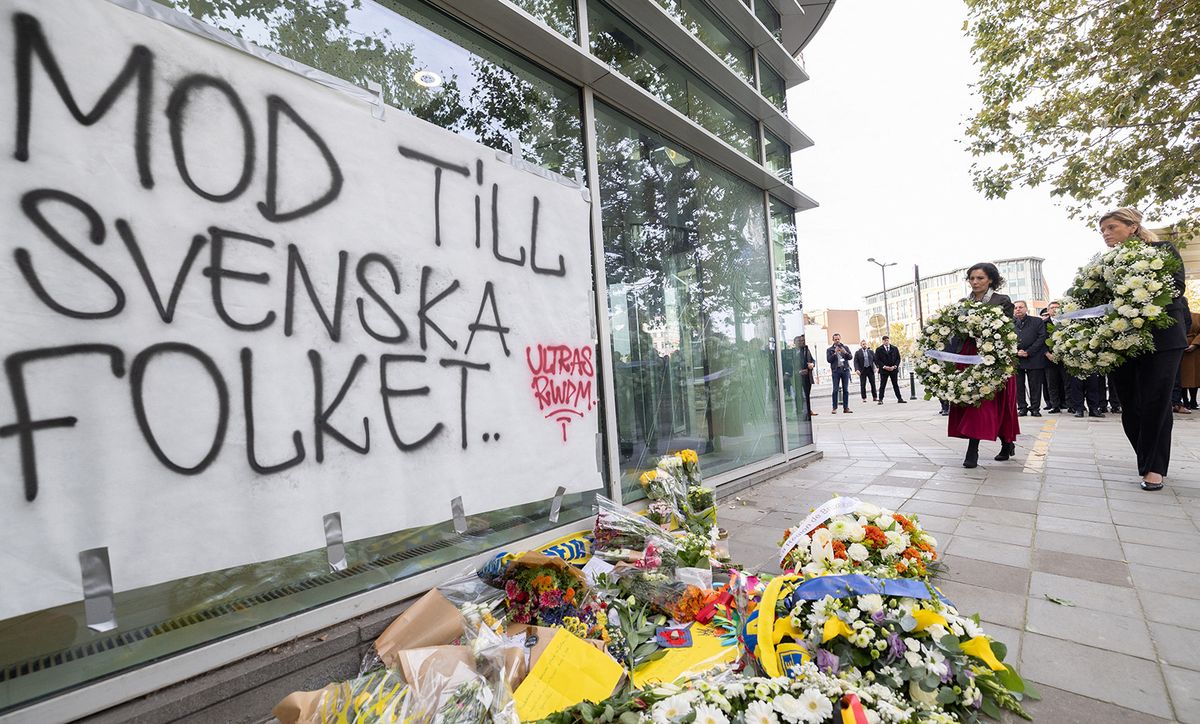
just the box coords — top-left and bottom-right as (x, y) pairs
(764, 129), (793, 183)
(755, 0), (783, 42)
(770, 198), (813, 449)
(759, 58), (787, 111)
(1, 0), (816, 716)
(595, 102), (784, 500)
(588, 0), (759, 158)
(654, 0), (755, 85)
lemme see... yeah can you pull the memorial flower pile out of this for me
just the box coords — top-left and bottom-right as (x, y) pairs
(916, 301), (1017, 406)
(1050, 239), (1181, 376)
(502, 562), (605, 639)
(779, 502), (939, 580)
(777, 589), (1034, 720)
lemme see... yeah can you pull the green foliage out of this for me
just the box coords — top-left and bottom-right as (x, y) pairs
(963, 0), (1200, 231)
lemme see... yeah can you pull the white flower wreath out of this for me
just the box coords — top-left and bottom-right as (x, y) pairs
(916, 301), (1017, 406)
(1049, 239), (1181, 377)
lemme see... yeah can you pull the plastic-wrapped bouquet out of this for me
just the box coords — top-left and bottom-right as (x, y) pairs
(500, 556), (605, 641)
(593, 496), (680, 569)
(780, 501), (939, 580)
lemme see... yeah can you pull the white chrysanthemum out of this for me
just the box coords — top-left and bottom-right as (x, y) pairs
(771, 693), (807, 723)
(744, 700), (779, 724)
(653, 693), (694, 722)
(857, 594), (885, 613)
(692, 703), (729, 724)
(795, 689), (833, 723)
(847, 543), (869, 562)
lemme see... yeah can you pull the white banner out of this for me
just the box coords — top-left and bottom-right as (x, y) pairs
(0, 0), (600, 620)
(1052, 304), (1113, 321)
(924, 349), (984, 365)
(778, 496), (862, 565)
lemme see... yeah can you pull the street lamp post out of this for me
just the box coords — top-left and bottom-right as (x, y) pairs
(868, 257), (897, 335)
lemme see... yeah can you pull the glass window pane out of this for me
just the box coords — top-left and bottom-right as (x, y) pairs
(654, 0), (754, 85)
(764, 130), (792, 183)
(755, 0), (782, 42)
(770, 199), (810, 449)
(509, 0), (579, 41)
(588, 0), (758, 158)
(595, 102), (781, 500)
(759, 59), (787, 111)
(155, 0), (584, 177)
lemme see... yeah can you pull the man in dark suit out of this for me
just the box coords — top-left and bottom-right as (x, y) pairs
(1014, 300), (1048, 417)
(794, 335), (817, 418)
(854, 339), (878, 402)
(827, 333), (853, 413)
(874, 335), (906, 403)
(1040, 302), (1064, 413)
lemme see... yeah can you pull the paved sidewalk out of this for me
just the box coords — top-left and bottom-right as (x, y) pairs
(721, 396), (1200, 722)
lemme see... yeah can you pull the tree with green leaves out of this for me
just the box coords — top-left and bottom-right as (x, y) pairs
(963, 0), (1200, 230)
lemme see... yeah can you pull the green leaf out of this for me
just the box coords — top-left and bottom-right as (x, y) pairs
(1044, 594), (1075, 606)
(938, 634), (963, 653)
(619, 712), (641, 724)
(996, 665), (1026, 694)
(989, 639), (1008, 662)
(980, 696), (1002, 719)
(900, 613), (917, 632)
(937, 686), (959, 704)
(1023, 681), (1042, 701)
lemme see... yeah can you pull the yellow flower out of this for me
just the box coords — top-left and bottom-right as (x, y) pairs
(639, 470), (658, 486)
(962, 636), (1006, 671)
(911, 608), (948, 632)
(822, 617), (855, 643)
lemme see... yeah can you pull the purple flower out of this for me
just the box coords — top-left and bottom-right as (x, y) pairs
(871, 609), (887, 624)
(940, 661), (955, 684)
(815, 648), (839, 674)
(886, 633), (906, 662)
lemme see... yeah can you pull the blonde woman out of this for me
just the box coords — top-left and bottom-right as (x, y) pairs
(1100, 208), (1188, 491)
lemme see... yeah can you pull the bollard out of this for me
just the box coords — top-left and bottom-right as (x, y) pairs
(909, 372), (917, 399)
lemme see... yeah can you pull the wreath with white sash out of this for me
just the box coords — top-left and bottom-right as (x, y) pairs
(916, 301), (1017, 406)
(1048, 239), (1181, 377)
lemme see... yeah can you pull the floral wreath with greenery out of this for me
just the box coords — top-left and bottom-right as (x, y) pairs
(1049, 239), (1181, 377)
(915, 301), (1017, 407)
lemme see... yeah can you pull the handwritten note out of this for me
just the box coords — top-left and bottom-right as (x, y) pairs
(513, 629), (622, 721)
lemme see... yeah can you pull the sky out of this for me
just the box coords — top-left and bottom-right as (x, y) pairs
(787, 1), (1111, 311)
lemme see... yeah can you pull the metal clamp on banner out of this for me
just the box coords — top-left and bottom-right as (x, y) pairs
(451, 496), (468, 535)
(595, 432), (604, 474)
(574, 168), (590, 202)
(548, 485), (567, 523)
(364, 79), (385, 120)
(924, 349), (984, 365)
(494, 134), (590, 194)
(324, 512), (348, 572)
(79, 547), (117, 633)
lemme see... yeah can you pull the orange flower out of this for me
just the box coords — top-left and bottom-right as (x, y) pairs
(831, 540), (848, 560)
(901, 547), (921, 561)
(564, 587), (576, 604)
(892, 513), (916, 533)
(863, 525), (888, 548)
(896, 560), (909, 573)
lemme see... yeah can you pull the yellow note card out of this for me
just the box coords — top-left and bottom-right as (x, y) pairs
(514, 629), (624, 721)
(631, 624), (737, 687)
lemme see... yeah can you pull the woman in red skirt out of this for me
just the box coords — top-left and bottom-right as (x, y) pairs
(948, 263), (1020, 468)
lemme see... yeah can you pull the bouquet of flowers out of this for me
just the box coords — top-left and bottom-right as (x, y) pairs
(645, 499), (674, 526)
(540, 662), (922, 723)
(916, 301), (1017, 406)
(778, 582), (1037, 720)
(1050, 239), (1182, 376)
(677, 530), (716, 569)
(780, 502), (939, 580)
(501, 558), (606, 640)
(593, 496), (681, 569)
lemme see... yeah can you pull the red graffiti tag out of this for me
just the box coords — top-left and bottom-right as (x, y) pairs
(526, 344), (595, 441)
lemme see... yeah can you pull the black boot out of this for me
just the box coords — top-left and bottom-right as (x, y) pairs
(994, 441), (1015, 461)
(964, 439), (980, 468)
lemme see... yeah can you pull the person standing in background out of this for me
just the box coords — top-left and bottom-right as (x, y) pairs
(827, 333), (853, 414)
(794, 335), (817, 419)
(1040, 302), (1065, 413)
(1013, 301), (1048, 417)
(875, 336), (906, 404)
(1181, 309), (1200, 410)
(1175, 301), (1195, 413)
(854, 339), (878, 402)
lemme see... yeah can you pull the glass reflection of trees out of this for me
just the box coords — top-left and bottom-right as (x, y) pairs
(596, 104), (780, 496)
(160, 0), (583, 176)
(770, 199), (812, 449)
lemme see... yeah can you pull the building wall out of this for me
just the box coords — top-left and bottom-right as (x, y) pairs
(0, 0), (826, 718)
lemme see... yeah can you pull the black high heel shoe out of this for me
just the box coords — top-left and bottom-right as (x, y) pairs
(994, 441), (1015, 461)
(963, 439), (980, 468)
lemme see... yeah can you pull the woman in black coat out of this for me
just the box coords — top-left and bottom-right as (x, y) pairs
(1100, 208), (1189, 491)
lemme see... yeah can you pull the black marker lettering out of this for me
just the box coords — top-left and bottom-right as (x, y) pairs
(166, 74), (254, 202)
(439, 358), (490, 450)
(418, 265), (459, 351)
(308, 350), (368, 462)
(115, 220), (205, 324)
(285, 245), (347, 341)
(379, 354), (443, 451)
(464, 281), (511, 357)
(240, 348), (305, 474)
(258, 95), (343, 222)
(492, 183), (526, 266)
(129, 343), (228, 474)
(528, 197), (566, 276)
(355, 253), (408, 344)
(203, 227), (276, 332)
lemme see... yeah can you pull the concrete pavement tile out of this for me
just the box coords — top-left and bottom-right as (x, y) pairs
(936, 580), (1026, 629)
(956, 519), (1034, 545)
(886, 468), (935, 479)
(1109, 496), (1192, 518)
(913, 513), (959, 535)
(866, 475), (926, 488)
(717, 504), (771, 524)
(1112, 510), (1198, 532)
(970, 494), (1037, 513)
(920, 479), (981, 494)
(947, 536), (1031, 567)
(1142, 591), (1200, 631)
(1117, 525), (1200, 551)
(807, 481), (869, 495)
(962, 506), (1035, 528)
(1130, 563), (1200, 599)
(909, 488), (975, 505)
(938, 557), (1030, 596)
(1122, 542), (1200, 574)
(1037, 501), (1113, 523)
(1019, 633), (1172, 718)
(726, 538), (782, 572)
(1164, 665), (1200, 723)
(1038, 491), (1110, 508)
(1033, 530), (1125, 559)
(1003, 683), (1171, 723)
(1037, 515), (1118, 539)
(859, 484), (920, 498)
(1106, 487), (1180, 502)
(899, 500), (967, 518)
(1033, 550), (1132, 587)
(1029, 572), (1142, 616)
(1025, 597), (1156, 659)
(1150, 623), (1200, 672)
(1042, 482), (1107, 498)
(975, 483), (1042, 501)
